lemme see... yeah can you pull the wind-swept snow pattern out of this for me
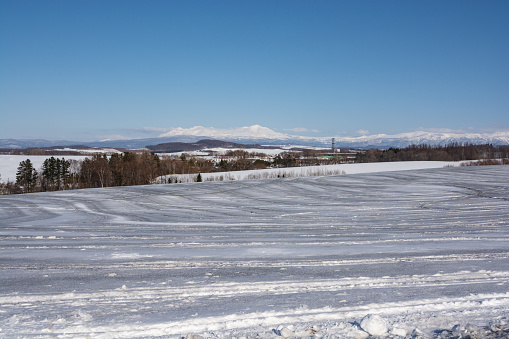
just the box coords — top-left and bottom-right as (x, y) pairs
(1, 166), (508, 338)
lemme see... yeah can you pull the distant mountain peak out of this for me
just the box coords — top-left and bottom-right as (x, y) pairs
(158, 125), (291, 140)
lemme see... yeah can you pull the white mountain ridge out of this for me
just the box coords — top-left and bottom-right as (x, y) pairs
(159, 125), (289, 139)
(157, 125), (509, 147)
(2, 126), (508, 149)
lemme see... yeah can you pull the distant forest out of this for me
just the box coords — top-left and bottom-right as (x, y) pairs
(356, 143), (509, 163)
(1, 143), (508, 195)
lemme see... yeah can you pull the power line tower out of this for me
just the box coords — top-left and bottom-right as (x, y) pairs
(331, 138), (336, 154)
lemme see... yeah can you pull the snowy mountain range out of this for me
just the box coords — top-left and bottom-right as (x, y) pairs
(333, 130), (509, 149)
(156, 125), (509, 148)
(1, 125), (509, 149)
(159, 125), (289, 140)
(149, 125), (509, 149)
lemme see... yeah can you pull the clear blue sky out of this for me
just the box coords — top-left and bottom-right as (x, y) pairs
(1, 0), (508, 141)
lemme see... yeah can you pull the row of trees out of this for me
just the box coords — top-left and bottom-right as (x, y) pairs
(1, 149), (341, 194)
(2, 143), (508, 194)
(80, 153), (161, 188)
(41, 156), (72, 191)
(356, 143), (509, 163)
(2, 157), (74, 194)
(1, 151), (277, 194)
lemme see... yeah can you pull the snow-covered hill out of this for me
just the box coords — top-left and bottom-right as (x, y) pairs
(1, 166), (508, 338)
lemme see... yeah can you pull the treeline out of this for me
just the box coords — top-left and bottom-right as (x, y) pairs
(356, 143), (509, 163)
(216, 149), (342, 169)
(0, 152), (158, 194)
(1, 150), (281, 194)
(2, 143), (508, 195)
(3, 157), (74, 194)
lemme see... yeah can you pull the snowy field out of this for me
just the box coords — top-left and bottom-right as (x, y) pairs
(1, 166), (508, 338)
(162, 161), (465, 183)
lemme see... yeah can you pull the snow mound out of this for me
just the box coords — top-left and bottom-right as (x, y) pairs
(360, 314), (388, 336)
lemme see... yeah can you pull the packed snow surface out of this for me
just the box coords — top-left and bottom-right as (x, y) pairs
(1, 166), (509, 338)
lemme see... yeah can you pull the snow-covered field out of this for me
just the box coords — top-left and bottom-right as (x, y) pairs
(163, 161), (465, 183)
(1, 165), (508, 338)
(1, 153), (463, 184)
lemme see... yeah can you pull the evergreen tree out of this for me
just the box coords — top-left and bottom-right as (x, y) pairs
(41, 157), (71, 190)
(55, 158), (62, 189)
(16, 159), (38, 193)
(42, 157), (56, 190)
(60, 158), (71, 189)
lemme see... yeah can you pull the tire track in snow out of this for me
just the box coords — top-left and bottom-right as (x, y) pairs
(11, 292), (509, 338)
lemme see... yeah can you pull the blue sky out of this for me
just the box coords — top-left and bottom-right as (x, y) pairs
(1, 0), (508, 141)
